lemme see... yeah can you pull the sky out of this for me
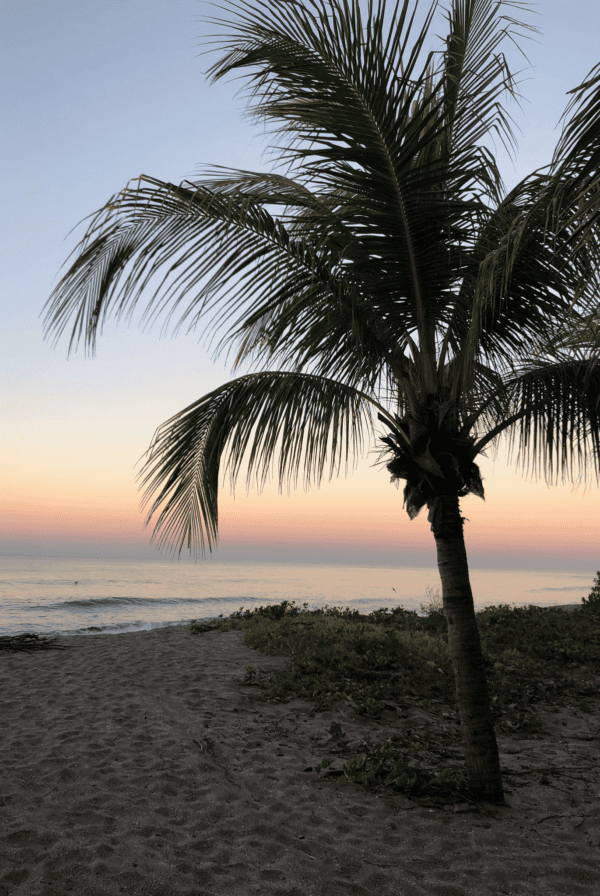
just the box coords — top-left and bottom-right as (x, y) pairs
(2, 0), (600, 571)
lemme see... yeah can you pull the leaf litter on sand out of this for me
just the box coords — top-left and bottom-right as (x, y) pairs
(0, 633), (66, 652)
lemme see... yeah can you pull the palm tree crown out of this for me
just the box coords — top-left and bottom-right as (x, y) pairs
(44, 0), (600, 554)
(44, 0), (600, 801)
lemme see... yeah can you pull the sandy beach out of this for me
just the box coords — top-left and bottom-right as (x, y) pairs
(1, 623), (600, 896)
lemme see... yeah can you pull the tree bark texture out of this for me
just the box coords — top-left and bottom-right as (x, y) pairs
(428, 494), (504, 804)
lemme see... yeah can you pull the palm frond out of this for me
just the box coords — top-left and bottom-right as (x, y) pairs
(475, 354), (600, 486)
(546, 63), (600, 259)
(43, 171), (418, 401)
(41, 175), (298, 353)
(43, 174), (360, 357)
(137, 370), (387, 556)
(452, 166), (600, 398)
(473, 60), (600, 308)
(553, 61), (600, 189)
(441, 0), (535, 170)
(206, 0), (529, 391)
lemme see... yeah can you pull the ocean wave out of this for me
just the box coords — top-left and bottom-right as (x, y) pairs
(1, 615), (223, 639)
(71, 617), (215, 636)
(525, 585), (588, 593)
(28, 596), (222, 610)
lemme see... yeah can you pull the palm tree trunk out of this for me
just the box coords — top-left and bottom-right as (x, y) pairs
(428, 494), (504, 804)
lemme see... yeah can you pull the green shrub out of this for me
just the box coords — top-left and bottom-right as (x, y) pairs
(228, 592), (600, 799)
(317, 738), (466, 799)
(235, 600), (453, 710)
(582, 571), (600, 612)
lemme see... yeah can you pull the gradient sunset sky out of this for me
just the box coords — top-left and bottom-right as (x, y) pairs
(2, 0), (600, 570)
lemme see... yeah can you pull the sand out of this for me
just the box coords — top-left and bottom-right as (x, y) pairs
(1, 623), (599, 896)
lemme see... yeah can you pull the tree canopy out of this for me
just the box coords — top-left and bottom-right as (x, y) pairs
(44, 0), (600, 556)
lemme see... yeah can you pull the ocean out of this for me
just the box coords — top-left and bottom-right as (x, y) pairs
(0, 556), (594, 638)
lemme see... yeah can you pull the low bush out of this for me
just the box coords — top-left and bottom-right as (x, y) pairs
(231, 600), (453, 711)
(317, 737), (466, 799)
(581, 570), (600, 612)
(227, 594), (600, 728)
(189, 580), (600, 803)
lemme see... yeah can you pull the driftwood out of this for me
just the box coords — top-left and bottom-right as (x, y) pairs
(0, 633), (66, 652)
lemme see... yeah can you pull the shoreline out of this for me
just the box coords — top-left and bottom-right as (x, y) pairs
(1, 600), (586, 641)
(1, 622), (599, 895)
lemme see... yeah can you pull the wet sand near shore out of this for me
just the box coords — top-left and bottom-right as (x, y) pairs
(1, 623), (599, 895)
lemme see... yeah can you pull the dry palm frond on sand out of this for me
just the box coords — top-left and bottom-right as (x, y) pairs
(0, 633), (65, 652)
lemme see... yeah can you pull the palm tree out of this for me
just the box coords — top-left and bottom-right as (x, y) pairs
(43, 0), (600, 804)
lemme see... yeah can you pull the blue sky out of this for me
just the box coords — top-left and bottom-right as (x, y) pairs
(2, 0), (600, 569)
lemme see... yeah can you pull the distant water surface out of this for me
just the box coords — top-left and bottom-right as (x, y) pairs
(0, 556), (593, 637)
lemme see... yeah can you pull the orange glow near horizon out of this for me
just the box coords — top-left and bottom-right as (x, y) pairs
(4, 434), (599, 568)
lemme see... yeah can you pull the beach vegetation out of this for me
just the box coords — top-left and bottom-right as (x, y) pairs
(317, 739), (467, 801)
(582, 570), (600, 611)
(233, 598), (600, 717)
(44, 0), (600, 803)
(234, 600), (454, 708)
(230, 597), (600, 800)
(188, 618), (231, 634)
